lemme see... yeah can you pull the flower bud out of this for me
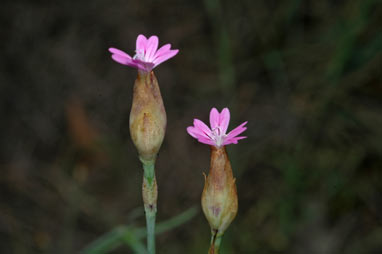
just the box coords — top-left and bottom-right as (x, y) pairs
(129, 71), (167, 161)
(201, 146), (238, 237)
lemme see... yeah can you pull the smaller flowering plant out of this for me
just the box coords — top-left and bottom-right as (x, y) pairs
(109, 34), (179, 72)
(187, 108), (247, 147)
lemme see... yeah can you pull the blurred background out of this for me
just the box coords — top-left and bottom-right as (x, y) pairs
(1, 0), (382, 253)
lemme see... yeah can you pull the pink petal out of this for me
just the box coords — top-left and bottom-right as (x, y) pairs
(187, 126), (215, 146)
(136, 34), (147, 52)
(209, 108), (219, 130)
(226, 121), (247, 139)
(219, 108), (230, 134)
(152, 49), (179, 66)
(145, 35), (159, 62)
(187, 126), (202, 139)
(224, 136), (247, 145)
(193, 119), (212, 136)
(111, 54), (139, 68)
(108, 48), (131, 58)
(154, 44), (171, 59)
(197, 137), (216, 146)
(132, 58), (155, 71)
(193, 128), (211, 139)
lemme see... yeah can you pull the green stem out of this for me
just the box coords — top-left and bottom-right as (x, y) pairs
(145, 210), (156, 254)
(209, 232), (222, 254)
(141, 159), (157, 254)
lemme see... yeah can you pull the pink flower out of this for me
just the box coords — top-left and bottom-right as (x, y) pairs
(109, 34), (179, 72)
(187, 108), (247, 147)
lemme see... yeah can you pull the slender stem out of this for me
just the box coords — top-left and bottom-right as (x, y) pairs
(145, 209), (156, 254)
(141, 159), (157, 254)
(208, 232), (223, 254)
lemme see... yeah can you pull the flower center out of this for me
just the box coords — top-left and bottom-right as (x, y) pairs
(133, 49), (145, 61)
(211, 127), (227, 147)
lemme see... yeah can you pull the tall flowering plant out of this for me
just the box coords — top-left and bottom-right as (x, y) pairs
(109, 35), (178, 254)
(187, 107), (247, 254)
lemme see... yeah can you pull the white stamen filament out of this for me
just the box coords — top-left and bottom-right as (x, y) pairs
(133, 49), (145, 61)
(211, 127), (227, 147)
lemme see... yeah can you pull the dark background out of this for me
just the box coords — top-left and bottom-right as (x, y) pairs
(1, 0), (382, 253)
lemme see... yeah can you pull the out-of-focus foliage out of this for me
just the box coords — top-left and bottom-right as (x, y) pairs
(1, 0), (381, 253)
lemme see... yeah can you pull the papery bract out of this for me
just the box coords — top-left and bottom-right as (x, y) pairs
(187, 108), (247, 147)
(129, 71), (166, 162)
(109, 34), (179, 72)
(202, 146), (238, 240)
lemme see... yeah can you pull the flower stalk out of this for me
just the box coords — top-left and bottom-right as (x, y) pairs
(130, 71), (165, 254)
(141, 158), (157, 254)
(109, 34), (178, 254)
(209, 233), (222, 254)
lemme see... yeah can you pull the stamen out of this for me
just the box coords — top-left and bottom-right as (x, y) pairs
(133, 49), (145, 61)
(212, 127), (227, 147)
